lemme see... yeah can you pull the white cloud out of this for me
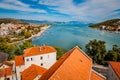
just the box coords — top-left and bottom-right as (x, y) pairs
(3, 0), (29, 7)
(39, 0), (120, 22)
(0, 0), (46, 13)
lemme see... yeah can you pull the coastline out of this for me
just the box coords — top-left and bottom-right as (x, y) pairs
(28, 25), (50, 40)
(93, 27), (120, 34)
(9, 25), (51, 45)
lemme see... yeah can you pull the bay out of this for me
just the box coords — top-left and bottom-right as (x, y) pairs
(32, 24), (120, 51)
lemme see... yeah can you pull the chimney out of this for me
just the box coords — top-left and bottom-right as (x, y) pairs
(40, 47), (42, 51)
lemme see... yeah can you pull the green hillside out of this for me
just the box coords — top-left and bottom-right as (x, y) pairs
(0, 18), (28, 24)
(89, 19), (120, 28)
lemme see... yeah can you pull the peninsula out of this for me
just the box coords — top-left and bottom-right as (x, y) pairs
(89, 19), (120, 32)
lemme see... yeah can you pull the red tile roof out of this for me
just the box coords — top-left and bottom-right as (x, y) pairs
(109, 61), (120, 78)
(0, 68), (12, 77)
(15, 56), (24, 66)
(39, 46), (93, 80)
(91, 70), (106, 80)
(3, 61), (13, 67)
(23, 46), (56, 57)
(22, 64), (47, 80)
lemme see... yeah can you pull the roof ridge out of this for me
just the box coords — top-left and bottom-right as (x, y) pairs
(92, 69), (106, 79)
(39, 47), (76, 80)
(23, 46), (56, 57)
(22, 64), (47, 80)
(75, 46), (92, 61)
(75, 46), (93, 80)
(109, 61), (120, 79)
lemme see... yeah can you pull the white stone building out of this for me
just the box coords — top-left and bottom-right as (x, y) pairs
(15, 46), (57, 80)
(0, 61), (14, 80)
(108, 61), (120, 80)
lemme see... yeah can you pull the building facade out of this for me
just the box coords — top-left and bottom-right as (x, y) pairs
(15, 46), (56, 80)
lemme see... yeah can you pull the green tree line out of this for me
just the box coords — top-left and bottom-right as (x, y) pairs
(0, 37), (120, 65)
(0, 37), (34, 60)
(86, 39), (120, 65)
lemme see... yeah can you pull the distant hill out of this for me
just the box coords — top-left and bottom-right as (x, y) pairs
(20, 19), (54, 24)
(0, 18), (87, 25)
(89, 19), (120, 28)
(20, 19), (87, 25)
(0, 18), (28, 24)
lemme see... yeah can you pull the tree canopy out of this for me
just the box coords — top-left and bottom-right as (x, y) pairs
(104, 44), (120, 61)
(54, 46), (67, 59)
(85, 39), (120, 65)
(85, 39), (107, 64)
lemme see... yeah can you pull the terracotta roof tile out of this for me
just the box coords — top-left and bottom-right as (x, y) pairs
(3, 61), (13, 67)
(109, 61), (120, 78)
(39, 46), (92, 80)
(24, 46), (56, 57)
(91, 70), (106, 80)
(15, 56), (24, 66)
(0, 68), (12, 77)
(22, 64), (47, 80)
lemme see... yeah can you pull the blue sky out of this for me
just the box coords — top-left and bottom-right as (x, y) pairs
(0, 0), (120, 23)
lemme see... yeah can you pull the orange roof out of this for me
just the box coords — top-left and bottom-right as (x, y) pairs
(3, 61), (13, 67)
(91, 70), (106, 80)
(15, 56), (24, 66)
(39, 46), (92, 80)
(22, 64), (47, 80)
(23, 46), (56, 57)
(0, 68), (12, 77)
(109, 61), (120, 78)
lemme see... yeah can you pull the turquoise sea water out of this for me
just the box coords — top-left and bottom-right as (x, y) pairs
(32, 24), (120, 51)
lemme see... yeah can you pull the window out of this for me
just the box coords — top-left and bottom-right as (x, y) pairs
(40, 56), (43, 60)
(26, 58), (29, 61)
(41, 63), (43, 66)
(6, 78), (10, 80)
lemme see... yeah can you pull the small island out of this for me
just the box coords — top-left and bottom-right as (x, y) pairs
(89, 19), (120, 32)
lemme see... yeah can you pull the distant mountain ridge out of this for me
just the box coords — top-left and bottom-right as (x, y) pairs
(20, 19), (55, 24)
(0, 18), (87, 25)
(20, 19), (87, 25)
